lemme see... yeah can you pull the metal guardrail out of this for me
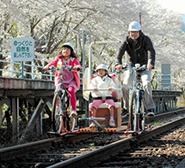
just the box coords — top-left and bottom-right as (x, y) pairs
(0, 52), (54, 81)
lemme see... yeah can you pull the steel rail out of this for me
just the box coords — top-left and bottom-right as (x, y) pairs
(0, 137), (59, 161)
(46, 111), (185, 168)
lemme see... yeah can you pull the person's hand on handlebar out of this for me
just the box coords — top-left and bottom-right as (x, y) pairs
(73, 65), (81, 71)
(147, 64), (153, 71)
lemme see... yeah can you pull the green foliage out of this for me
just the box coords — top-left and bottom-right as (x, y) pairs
(13, 64), (22, 78)
(89, 143), (95, 146)
(177, 95), (185, 108)
(151, 71), (158, 90)
(3, 104), (8, 111)
(8, 22), (18, 37)
(81, 114), (86, 118)
(153, 121), (161, 125)
(105, 48), (116, 57)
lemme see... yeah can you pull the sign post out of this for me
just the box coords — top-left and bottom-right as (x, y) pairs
(11, 37), (35, 78)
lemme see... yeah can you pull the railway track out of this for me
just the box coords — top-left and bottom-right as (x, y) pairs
(0, 108), (185, 168)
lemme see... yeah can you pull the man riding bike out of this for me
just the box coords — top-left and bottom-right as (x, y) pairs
(115, 21), (156, 117)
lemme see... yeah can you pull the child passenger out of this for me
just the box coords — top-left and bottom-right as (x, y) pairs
(89, 64), (117, 127)
(44, 42), (81, 118)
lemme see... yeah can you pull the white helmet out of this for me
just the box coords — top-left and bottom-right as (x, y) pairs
(128, 21), (141, 31)
(96, 64), (108, 72)
(61, 42), (74, 51)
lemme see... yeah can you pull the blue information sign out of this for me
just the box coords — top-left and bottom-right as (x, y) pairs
(11, 37), (35, 61)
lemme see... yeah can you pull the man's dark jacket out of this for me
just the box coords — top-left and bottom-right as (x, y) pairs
(116, 32), (155, 68)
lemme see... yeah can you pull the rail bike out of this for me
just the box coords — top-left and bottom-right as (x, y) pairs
(46, 45), (154, 137)
(47, 63), (154, 138)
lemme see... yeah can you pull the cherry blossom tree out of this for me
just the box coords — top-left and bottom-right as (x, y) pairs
(0, 0), (185, 87)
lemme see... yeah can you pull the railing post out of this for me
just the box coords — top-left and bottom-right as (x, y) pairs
(50, 70), (53, 81)
(21, 61), (24, 79)
(82, 30), (91, 72)
(32, 60), (34, 79)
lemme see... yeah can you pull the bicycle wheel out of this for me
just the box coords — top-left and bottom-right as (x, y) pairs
(61, 90), (77, 132)
(61, 92), (76, 131)
(52, 91), (63, 133)
(129, 91), (138, 132)
(140, 98), (146, 131)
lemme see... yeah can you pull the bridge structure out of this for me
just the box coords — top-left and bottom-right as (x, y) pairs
(0, 46), (183, 142)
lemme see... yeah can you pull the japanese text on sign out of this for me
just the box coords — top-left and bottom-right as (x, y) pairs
(11, 37), (35, 61)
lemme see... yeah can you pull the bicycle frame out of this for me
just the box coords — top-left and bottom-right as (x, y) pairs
(50, 66), (76, 134)
(127, 64), (146, 135)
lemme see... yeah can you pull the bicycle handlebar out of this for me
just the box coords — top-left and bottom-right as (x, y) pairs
(48, 65), (80, 72)
(116, 63), (146, 72)
(49, 65), (71, 71)
(134, 64), (146, 71)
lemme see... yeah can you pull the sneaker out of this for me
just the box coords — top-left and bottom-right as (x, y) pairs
(69, 110), (77, 118)
(89, 122), (95, 128)
(109, 118), (116, 127)
(146, 109), (155, 117)
(120, 108), (128, 118)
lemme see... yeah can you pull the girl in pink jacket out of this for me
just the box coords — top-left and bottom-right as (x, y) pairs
(44, 43), (81, 117)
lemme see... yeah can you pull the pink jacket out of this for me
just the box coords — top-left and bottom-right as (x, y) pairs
(47, 56), (81, 89)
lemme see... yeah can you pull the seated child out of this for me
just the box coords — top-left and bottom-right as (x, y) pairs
(89, 64), (117, 127)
